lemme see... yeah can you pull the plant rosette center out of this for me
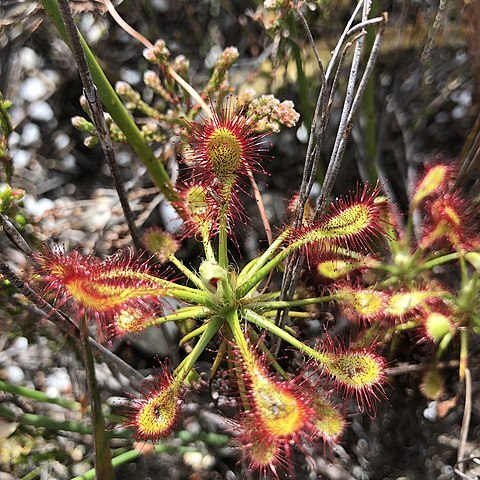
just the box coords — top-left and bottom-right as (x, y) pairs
(199, 260), (237, 309)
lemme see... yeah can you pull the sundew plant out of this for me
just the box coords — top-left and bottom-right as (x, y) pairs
(337, 163), (480, 401)
(35, 99), (388, 476)
(4, 1), (478, 479)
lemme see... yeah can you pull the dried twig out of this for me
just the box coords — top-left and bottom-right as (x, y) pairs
(384, 359), (459, 376)
(247, 168), (273, 246)
(346, 16), (388, 38)
(274, 3), (330, 353)
(316, 13), (387, 216)
(325, 0), (364, 82)
(326, 35), (362, 118)
(293, 5), (328, 228)
(295, 6), (324, 77)
(275, 3), (387, 354)
(454, 468), (475, 480)
(317, 2), (371, 182)
(56, 0), (143, 251)
(0, 213), (35, 260)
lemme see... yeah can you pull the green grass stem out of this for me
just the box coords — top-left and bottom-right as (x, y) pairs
(0, 380), (81, 411)
(250, 295), (335, 310)
(0, 404), (129, 438)
(70, 444), (201, 480)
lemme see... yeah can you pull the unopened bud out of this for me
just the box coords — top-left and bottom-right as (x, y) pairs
(144, 39), (170, 65)
(218, 47), (239, 68)
(171, 55), (190, 77)
(84, 135), (99, 148)
(115, 81), (141, 104)
(79, 95), (89, 114)
(141, 122), (161, 141)
(71, 116), (94, 133)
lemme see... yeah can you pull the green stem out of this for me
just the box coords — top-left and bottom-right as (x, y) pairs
(0, 405), (129, 438)
(263, 310), (311, 318)
(108, 273), (209, 304)
(236, 257), (258, 284)
(224, 310), (256, 411)
(209, 338), (228, 380)
(225, 308), (250, 360)
(0, 382), (122, 423)
(471, 312), (480, 328)
(173, 316), (223, 383)
(354, 320), (381, 349)
(144, 306), (210, 328)
(385, 320), (418, 336)
(71, 450), (139, 480)
(218, 207), (229, 269)
(243, 308), (329, 364)
(248, 329), (288, 379)
(237, 227), (331, 298)
(200, 225), (216, 264)
(0, 380), (81, 411)
(179, 323), (209, 345)
(237, 230), (288, 286)
(176, 429), (229, 446)
(21, 466), (43, 480)
(237, 246), (292, 299)
(71, 431), (229, 480)
(376, 276), (401, 288)
(168, 254), (206, 291)
(249, 295), (335, 310)
(79, 316), (114, 480)
(435, 332), (453, 361)
(404, 209), (414, 246)
(39, 0), (181, 209)
(168, 288), (211, 306)
(247, 291), (282, 302)
(70, 444), (201, 480)
(421, 252), (462, 270)
(459, 252), (468, 286)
